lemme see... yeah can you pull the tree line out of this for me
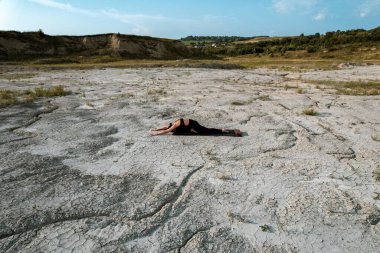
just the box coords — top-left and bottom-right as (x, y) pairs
(191, 26), (380, 56)
(181, 36), (268, 43)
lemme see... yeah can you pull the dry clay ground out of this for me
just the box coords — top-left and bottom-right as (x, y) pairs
(0, 66), (380, 253)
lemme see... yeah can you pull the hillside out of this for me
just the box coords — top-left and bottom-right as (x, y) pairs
(0, 31), (191, 60)
(190, 27), (380, 58)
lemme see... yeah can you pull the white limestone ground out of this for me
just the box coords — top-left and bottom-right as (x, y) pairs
(0, 66), (379, 252)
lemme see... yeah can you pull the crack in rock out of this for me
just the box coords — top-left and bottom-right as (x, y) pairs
(9, 104), (59, 132)
(177, 228), (209, 253)
(135, 162), (206, 222)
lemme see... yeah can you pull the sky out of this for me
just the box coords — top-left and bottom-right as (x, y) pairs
(0, 0), (379, 39)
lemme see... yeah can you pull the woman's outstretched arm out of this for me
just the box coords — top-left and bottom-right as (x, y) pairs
(150, 121), (179, 136)
(151, 124), (170, 131)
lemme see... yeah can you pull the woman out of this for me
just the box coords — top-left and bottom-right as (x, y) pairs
(150, 118), (242, 136)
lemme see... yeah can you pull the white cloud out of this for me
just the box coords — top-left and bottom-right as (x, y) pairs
(101, 9), (225, 37)
(359, 0), (380, 18)
(273, 0), (318, 14)
(102, 9), (167, 23)
(101, 9), (170, 35)
(28, 0), (97, 17)
(313, 11), (326, 21)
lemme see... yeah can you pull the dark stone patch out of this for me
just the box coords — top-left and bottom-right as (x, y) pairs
(0, 152), (159, 243)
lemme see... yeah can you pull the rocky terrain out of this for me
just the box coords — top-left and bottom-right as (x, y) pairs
(0, 65), (379, 252)
(0, 31), (191, 60)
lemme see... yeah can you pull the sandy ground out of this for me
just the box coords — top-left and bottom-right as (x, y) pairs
(0, 66), (380, 252)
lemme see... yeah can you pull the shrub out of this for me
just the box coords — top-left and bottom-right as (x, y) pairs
(260, 224), (272, 232)
(257, 95), (271, 101)
(231, 100), (251, 106)
(0, 85), (70, 107)
(120, 92), (134, 98)
(34, 85), (70, 97)
(306, 80), (380, 96)
(374, 169), (380, 181)
(0, 90), (18, 106)
(147, 88), (166, 95)
(306, 46), (318, 53)
(303, 107), (318, 116)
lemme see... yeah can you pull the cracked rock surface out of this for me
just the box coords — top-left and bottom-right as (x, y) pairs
(1, 66), (380, 252)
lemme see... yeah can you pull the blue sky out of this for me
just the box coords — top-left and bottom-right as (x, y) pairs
(0, 0), (379, 38)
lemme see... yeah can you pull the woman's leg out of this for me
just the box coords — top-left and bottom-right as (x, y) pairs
(190, 120), (223, 135)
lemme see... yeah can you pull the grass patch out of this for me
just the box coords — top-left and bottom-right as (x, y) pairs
(147, 88), (167, 95)
(284, 84), (299, 90)
(206, 149), (221, 165)
(231, 100), (252, 106)
(0, 85), (70, 107)
(257, 95), (271, 101)
(303, 107), (318, 116)
(374, 169), (380, 181)
(225, 55), (347, 71)
(0, 90), (18, 106)
(260, 224), (272, 232)
(217, 173), (234, 181)
(33, 85), (70, 97)
(305, 80), (380, 96)
(5, 46), (380, 71)
(119, 92), (134, 98)
(181, 62), (243, 69)
(371, 133), (380, 142)
(227, 211), (247, 223)
(297, 88), (304, 94)
(20, 57), (245, 70)
(0, 72), (37, 80)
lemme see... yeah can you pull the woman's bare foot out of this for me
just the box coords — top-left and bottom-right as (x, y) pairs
(234, 129), (242, 137)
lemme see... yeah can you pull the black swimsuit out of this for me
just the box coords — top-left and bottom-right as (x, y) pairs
(172, 118), (192, 134)
(172, 118), (223, 135)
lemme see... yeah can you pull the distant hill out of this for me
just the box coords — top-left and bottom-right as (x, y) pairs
(193, 27), (380, 56)
(0, 31), (191, 60)
(180, 36), (268, 43)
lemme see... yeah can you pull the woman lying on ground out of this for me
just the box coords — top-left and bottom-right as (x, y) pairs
(150, 118), (242, 137)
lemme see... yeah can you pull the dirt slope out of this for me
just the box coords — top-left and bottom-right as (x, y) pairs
(0, 31), (191, 60)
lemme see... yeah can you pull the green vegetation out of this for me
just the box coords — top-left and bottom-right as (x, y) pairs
(147, 88), (167, 95)
(372, 133), (380, 142)
(305, 80), (380, 95)
(227, 211), (248, 223)
(257, 95), (271, 101)
(180, 35), (265, 47)
(193, 27), (380, 57)
(119, 92), (134, 98)
(0, 85), (70, 107)
(231, 100), (252, 106)
(0, 90), (18, 106)
(374, 169), (380, 181)
(181, 35), (261, 43)
(206, 149), (221, 165)
(2, 27), (380, 71)
(217, 173), (234, 181)
(260, 224), (272, 232)
(33, 85), (69, 97)
(303, 107), (318, 116)
(284, 84), (299, 90)
(0, 72), (38, 80)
